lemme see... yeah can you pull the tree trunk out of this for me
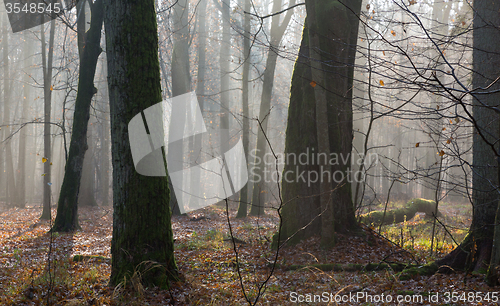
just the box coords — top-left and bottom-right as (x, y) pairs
(191, 0), (207, 212)
(219, 0), (231, 199)
(78, 122), (98, 207)
(2, 14), (16, 208)
(168, 0), (191, 215)
(249, 0), (296, 216)
(16, 30), (35, 209)
(236, 0), (251, 218)
(40, 17), (56, 220)
(438, 0), (500, 276)
(104, 0), (178, 287)
(275, 0), (362, 247)
(51, 0), (104, 231)
(306, 0), (335, 247)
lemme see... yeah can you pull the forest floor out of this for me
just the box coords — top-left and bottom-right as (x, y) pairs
(0, 201), (498, 305)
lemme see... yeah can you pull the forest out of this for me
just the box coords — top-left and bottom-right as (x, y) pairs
(0, 0), (499, 305)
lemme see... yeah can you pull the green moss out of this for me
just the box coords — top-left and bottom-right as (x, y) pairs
(360, 198), (442, 225)
(398, 262), (439, 280)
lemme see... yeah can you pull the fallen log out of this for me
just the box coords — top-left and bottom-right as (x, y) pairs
(360, 198), (442, 226)
(273, 262), (418, 272)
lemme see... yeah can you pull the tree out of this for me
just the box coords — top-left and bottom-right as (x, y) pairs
(250, 0), (296, 216)
(168, 0), (191, 215)
(236, 0), (252, 218)
(435, 0), (500, 274)
(2, 13), (16, 208)
(103, 0), (178, 287)
(52, 0), (104, 231)
(40, 17), (56, 220)
(275, 0), (362, 247)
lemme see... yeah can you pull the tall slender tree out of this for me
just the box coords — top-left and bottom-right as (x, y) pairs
(250, 0), (296, 215)
(40, 18), (56, 220)
(236, 0), (252, 218)
(52, 0), (104, 231)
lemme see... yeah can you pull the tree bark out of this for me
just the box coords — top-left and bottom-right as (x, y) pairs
(104, 0), (178, 287)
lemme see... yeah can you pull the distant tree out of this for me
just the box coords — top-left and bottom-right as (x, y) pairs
(250, 0), (296, 216)
(40, 18), (56, 220)
(168, 0), (191, 215)
(275, 0), (362, 247)
(103, 0), (178, 287)
(236, 0), (252, 218)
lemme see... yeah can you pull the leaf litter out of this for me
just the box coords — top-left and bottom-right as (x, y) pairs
(0, 203), (498, 305)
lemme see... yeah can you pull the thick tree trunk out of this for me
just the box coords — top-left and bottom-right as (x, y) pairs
(104, 0), (178, 287)
(275, 0), (362, 247)
(306, 0), (335, 247)
(51, 0), (104, 231)
(438, 0), (500, 276)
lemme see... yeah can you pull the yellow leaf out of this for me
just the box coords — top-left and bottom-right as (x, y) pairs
(391, 30), (396, 36)
(446, 139), (451, 144)
(50, 85), (53, 91)
(415, 143), (420, 147)
(439, 150), (445, 156)
(50, 162), (53, 165)
(41, 173), (46, 176)
(42, 157), (48, 163)
(310, 81), (317, 87)
(382, 50), (386, 56)
(442, 127), (446, 131)
(379, 80), (385, 86)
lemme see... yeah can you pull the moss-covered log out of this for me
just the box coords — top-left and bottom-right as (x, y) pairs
(277, 262), (418, 272)
(360, 198), (442, 225)
(398, 262), (439, 280)
(73, 255), (111, 263)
